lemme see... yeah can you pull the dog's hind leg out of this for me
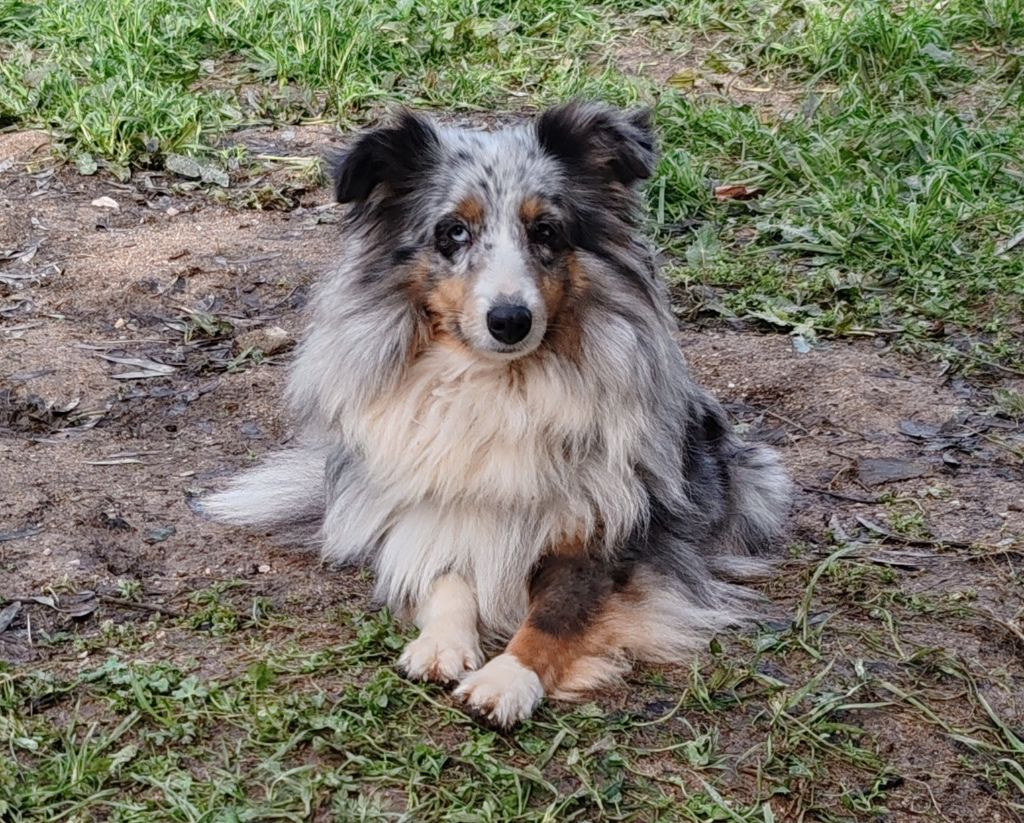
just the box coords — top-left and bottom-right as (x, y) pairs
(398, 573), (484, 686)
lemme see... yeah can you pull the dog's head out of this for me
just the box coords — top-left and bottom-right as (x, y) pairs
(329, 102), (657, 361)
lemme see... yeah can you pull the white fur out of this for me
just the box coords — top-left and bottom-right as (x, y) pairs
(454, 653), (544, 727)
(398, 574), (483, 682)
(201, 446), (326, 528)
(465, 226), (547, 356)
(321, 337), (650, 637)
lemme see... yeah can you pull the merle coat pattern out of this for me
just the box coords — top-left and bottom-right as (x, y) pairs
(203, 102), (789, 727)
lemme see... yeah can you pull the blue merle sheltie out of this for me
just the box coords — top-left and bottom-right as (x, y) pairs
(203, 101), (790, 727)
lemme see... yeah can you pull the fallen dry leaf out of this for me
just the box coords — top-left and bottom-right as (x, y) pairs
(0, 601), (21, 633)
(97, 353), (177, 379)
(857, 456), (932, 486)
(898, 420), (941, 439)
(667, 68), (698, 89)
(26, 591), (99, 619)
(714, 184), (764, 201)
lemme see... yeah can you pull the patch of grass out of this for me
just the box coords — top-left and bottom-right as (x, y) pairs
(0, 0), (644, 170)
(649, 0), (1024, 370)
(2, 0), (1022, 367)
(0, 605), (895, 822)
(5, 562), (1024, 820)
(657, 85), (1023, 371)
(992, 387), (1024, 420)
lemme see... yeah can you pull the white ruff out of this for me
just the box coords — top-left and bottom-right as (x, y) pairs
(321, 341), (648, 638)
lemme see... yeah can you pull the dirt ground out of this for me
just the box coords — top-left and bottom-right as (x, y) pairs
(2, 127), (1023, 820)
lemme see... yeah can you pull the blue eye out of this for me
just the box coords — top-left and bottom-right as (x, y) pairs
(435, 219), (472, 257)
(448, 224), (471, 244)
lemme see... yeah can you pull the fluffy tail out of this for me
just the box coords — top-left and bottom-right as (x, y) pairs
(723, 442), (791, 556)
(200, 447), (327, 532)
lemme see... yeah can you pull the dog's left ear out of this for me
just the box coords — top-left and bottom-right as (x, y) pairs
(536, 101), (657, 186)
(329, 108), (440, 204)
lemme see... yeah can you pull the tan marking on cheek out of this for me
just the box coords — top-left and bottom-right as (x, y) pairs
(401, 261), (435, 358)
(538, 271), (566, 319)
(403, 260), (431, 304)
(542, 253), (588, 363)
(424, 275), (471, 343)
(566, 252), (590, 296)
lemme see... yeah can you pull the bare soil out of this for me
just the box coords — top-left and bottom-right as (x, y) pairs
(2, 128), (1022, 821)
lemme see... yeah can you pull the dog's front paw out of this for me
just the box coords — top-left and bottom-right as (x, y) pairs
(454, 653), (544, 728)
(399, 632), (483, 686)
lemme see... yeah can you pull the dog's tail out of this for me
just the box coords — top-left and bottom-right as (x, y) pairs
(724, 442), (791, 555)
(200, 447), (326, 532)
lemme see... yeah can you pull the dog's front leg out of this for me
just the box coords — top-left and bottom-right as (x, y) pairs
(398, 573), (484, 686)
(455, 551), (620, 728)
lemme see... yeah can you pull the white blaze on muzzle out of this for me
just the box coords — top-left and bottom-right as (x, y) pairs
(469, 228), (547, 354)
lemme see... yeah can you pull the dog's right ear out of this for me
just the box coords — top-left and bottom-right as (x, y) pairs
(537, 101), (657, 188)
(329, 109), (440, 203)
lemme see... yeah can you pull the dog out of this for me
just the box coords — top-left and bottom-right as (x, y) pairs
(203, 101), (789, 728)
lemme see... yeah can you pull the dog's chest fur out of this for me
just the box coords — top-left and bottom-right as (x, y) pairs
(327, 343), (648, 636)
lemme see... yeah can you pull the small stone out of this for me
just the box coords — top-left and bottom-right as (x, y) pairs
(237, 325), (294, 356)
(164, 153), (202, 179)
(91, 196), (120, 210)
(114, 318), (126, 329)
(166, 207), (180, 217)
(239, 421), (264, 440)
(257, 564), (271, 574)
(144, 526), (176, 544)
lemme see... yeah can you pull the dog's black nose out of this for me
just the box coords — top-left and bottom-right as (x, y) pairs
(486, 305), (533, 345)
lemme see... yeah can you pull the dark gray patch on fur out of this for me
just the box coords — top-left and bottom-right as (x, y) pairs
(527, 553), (632, 637)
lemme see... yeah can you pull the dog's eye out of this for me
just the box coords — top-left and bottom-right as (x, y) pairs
(435, 219), (472, 256)
(529, 221), (560, 247)
(447, 224), (471, 244)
